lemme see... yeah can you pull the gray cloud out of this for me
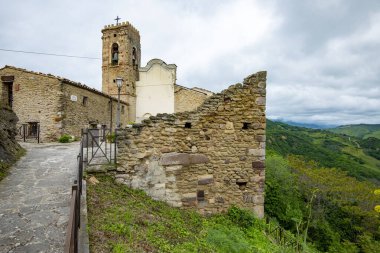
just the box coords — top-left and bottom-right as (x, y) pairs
(0, 0), (379, 126)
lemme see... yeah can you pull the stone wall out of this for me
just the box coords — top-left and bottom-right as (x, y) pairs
(174, 85), (212, 113)
(61, 81), (128, 137)
(116, 71), (266, 217)
(0, 67), (63, 142)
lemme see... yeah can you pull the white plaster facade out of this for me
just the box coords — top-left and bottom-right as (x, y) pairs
(136, 59), (177, 122)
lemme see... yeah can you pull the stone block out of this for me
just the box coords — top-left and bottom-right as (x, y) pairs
(252, 161), (265, 169)
(165, 165), (183, 172)
(255, 97), (266, 106)
(253, 205), (264, 219)
(248, 148), (265, 157)
(255, 135), (266, 142)
(189, 154), (210, 164)
(182, 192), (197, 202)
(160, 152), (209, 166)
(165, 127), (177, 133)
(198, 174), (214, 185)
(160, 153), (190, 166)
(225, 121), (234, 130)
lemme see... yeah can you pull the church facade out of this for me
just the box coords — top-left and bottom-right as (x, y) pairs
(0, 21), (212, 142)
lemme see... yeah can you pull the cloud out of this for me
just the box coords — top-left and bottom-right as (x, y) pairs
(0, 0), (379, 125)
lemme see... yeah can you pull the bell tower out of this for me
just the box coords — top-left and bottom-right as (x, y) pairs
(101, 21), (141, 122)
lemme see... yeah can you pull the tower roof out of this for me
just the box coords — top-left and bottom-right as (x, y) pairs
(102, 21), (139, 35)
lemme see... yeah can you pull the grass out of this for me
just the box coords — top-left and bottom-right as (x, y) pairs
(86, 175), (307, 253)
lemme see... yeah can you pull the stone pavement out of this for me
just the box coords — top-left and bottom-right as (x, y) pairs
(0, 142), (78, 253)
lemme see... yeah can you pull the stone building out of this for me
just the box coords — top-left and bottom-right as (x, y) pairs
(175, 84), (214, 113)
(0, 66), (127, 142)
(115, 71), (267, 217)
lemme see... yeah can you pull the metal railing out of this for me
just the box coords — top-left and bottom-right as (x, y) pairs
(18, 123), (40, 143)
(82, 127), (117, 166)
(64, 127), (117, 252)
(64, 139), (85, 253)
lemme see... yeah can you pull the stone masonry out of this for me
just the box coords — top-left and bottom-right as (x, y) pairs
(0, 66), (127, 142)
(115, 71), (266, 217)
(102, 22), (141, 121)
(175, 85), (213, 113)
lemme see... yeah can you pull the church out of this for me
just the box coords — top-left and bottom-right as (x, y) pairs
(0, 21), (212, 142)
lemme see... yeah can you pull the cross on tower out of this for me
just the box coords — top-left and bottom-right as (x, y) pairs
(115, 16), (121, 25)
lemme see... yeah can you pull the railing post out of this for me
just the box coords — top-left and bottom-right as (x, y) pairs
(114, 128), (117, 166)
(37, 123), (40, 143)
(23, 124), (26, 142)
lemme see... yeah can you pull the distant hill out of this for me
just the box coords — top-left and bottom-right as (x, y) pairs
(327, 124), (380, 139)
(270, 119), (337, 129)
(266, 120), (380, 183)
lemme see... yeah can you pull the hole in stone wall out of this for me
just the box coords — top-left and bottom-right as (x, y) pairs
(205, 135), (211, 140)
(224, 97), (231, 102)
(242, 122), (251, 130)
(114, 34), (117, 37)
(236, 181), (247, 190)
(197, 190), (205, 202)
(185, 122), (192, 128)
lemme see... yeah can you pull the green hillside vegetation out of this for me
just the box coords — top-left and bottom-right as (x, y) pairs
(265, 154), (380, 252)
(87, 175), (319, 253)
(87, 120), (380, 252)
(328, 124), (380, 139)
(266, 120), (380, 183)
(266, 120), (380, 251)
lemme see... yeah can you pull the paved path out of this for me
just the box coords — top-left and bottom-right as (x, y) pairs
(0, 142), (78, 253)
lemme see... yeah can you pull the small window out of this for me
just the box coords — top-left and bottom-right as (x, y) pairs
(197, 190), (205, 202)
(121, 105), (125, 114)
(111, 43), (119, 65)
(185, 122), (192, 128)
(108, 101), (111, 112)
(82, 96), (88, 106)
(236, 181), (247, 190)
(132, 47), (137, 66)
(242, 122), (251, 130)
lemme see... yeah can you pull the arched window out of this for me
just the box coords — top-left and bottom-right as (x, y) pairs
(132, 47), (137, 66)
(111, 43), (119, 65)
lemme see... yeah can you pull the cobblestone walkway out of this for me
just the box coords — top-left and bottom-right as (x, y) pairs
(0, 142), (78, 253)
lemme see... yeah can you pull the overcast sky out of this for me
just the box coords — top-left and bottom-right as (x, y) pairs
(1, 0), (379, 126)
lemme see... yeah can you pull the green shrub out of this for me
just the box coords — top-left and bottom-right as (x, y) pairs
(265, 154), (303, 230)
(58, 134), (71, 143)
(227, 206), (257, 229)
(106, 133), (116, 143)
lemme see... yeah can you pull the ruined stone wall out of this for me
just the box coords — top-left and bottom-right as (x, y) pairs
(61, 82), (128, 138)
(0, 106), (22, 164)
(174, 85), (212, 113)
(116, 71), (266, 217)
(0, 67), (63, 142)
